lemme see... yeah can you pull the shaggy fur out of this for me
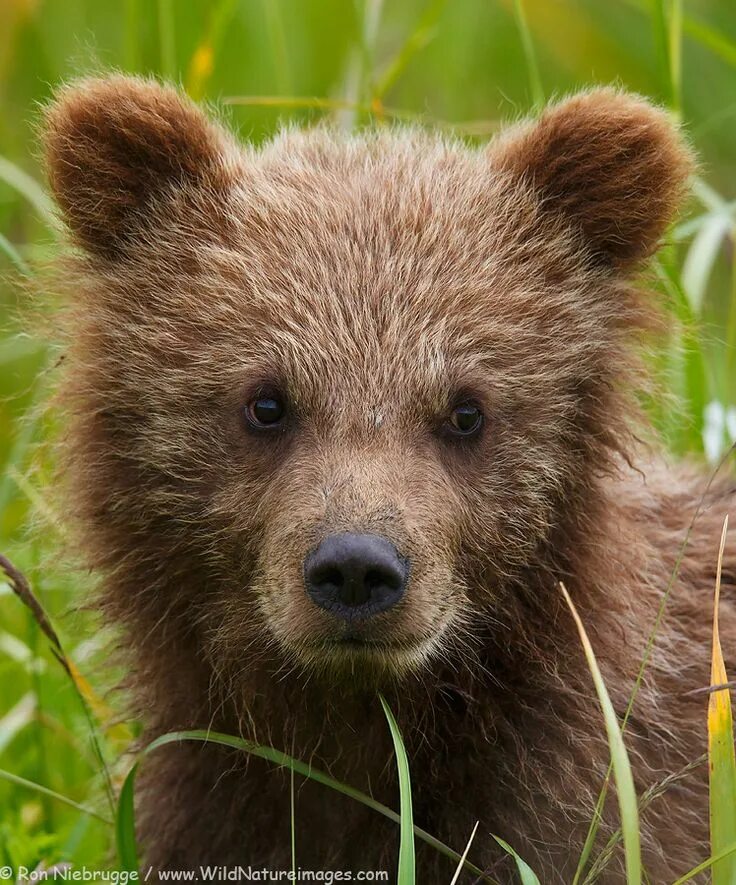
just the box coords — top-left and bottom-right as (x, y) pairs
(42, 77), (735, 883)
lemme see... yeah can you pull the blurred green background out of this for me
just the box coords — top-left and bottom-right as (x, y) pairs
(0, 0), (734, 872)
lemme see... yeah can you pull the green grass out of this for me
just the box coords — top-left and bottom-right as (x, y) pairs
(380, 694), (416, 883)
(561, 582), (641, 884)
(1, 0), (735, 881)
(113, 728), (489, 881)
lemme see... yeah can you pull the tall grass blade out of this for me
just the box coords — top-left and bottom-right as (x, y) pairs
(668, 0), (682, 114)
(672, 842), (736, 884)
(574, 788), (608, 885)
(115, 730), (498, 882)
(492, 836), (541, 885)
(222, 94), (495, 134)
(0, 365), (50, 522)
(223, 94), (427, 124)
(683, 16), (736, 69)
(186, 0), (239, 99)
(708, 516), (736, 885)
(0, 630), (35, 665)
(653, 251), (710, 456)
(0, 336), (42, 367)
(450, 821), (479, 885)
(0, 555), (65, 657)
(0, 555), (115, 817)
(290, 758), (296, 881)
(511, 0), (544, 108)
(373, 0), (448, 100)
(681, 212), (731, 313)
(692, 176), (729, 212)
(0, 768), (111, 825)
(8, 466), (67, 538)
(261, 0), (292, 95)
(360, 0), (384, 98)
(0, 157), (58, 232)
(727, 235), (736, 406)
(583, 755), (708, 882)
(575, 444), (736, 881)
(0, 232), (30, 275)
(157, 0), (176, 79)
(560, 582), (641, 884)
(624, 0), (736, 69)
(116, 764), (139, 871)
(124, 0), (141, 70)
(0, 692), (35, 754)
(379, 695), (415, 884)
(650, 0), (680, 113)
(338, 0), (383, 129)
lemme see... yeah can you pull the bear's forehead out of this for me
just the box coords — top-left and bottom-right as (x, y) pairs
(212, 129), (573, 326)
(234, 128), (528, 266)
(118, 129), (592, 407)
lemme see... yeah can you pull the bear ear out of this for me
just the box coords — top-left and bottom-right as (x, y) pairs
(42, 76), (237, 260)
(491, 89), (694, 270)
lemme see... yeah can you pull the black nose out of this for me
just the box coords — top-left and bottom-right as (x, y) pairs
(304, 533), (408, 618)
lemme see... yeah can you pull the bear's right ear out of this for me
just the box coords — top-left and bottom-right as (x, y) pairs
(42, 76), (237, 260)
(490, 89), (693, 271)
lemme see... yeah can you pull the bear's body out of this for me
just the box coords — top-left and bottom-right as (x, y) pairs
(42, 78), (735, 882)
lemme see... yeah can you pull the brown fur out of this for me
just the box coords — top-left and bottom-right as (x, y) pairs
(41, 76), (735, 882)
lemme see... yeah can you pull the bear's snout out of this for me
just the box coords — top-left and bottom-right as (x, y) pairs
(303, 533), (408, 619)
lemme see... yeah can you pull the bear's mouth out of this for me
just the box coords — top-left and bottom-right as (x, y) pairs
(327, 635), (411, 651)
(313, 635), (433, 667)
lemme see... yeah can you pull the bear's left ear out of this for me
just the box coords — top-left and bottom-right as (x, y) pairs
(43, 76), (238, 260)
(491, 89), (693, 271)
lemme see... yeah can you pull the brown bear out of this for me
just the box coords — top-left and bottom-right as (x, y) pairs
(42, 76), (735, 883)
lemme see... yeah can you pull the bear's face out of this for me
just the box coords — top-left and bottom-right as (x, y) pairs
(44, 78), (690, 679)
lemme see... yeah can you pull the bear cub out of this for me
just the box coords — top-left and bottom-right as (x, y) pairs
(43, 77), (735, 883)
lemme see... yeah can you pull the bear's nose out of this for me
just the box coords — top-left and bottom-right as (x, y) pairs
(304, 533), (408, 618)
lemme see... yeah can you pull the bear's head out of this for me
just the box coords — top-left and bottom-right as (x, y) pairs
(43, 78), (691, 683)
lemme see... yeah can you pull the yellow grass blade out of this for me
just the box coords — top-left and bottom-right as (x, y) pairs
(560, 582), (641, 884)
(450, 821), (479, 885)
(66, 658), (132, 747)
(708, 515), (736, 885)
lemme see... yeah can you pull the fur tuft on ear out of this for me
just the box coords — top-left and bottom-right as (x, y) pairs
(492, 88), (694, 270)
(43, 76), (237, 259)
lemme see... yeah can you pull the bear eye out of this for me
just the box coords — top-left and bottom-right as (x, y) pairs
(446, 402), (483, 437)
(245, 394), (285, 429)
